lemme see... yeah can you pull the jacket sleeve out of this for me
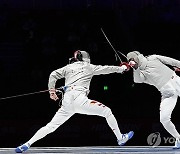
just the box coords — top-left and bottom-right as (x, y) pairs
(91, 64), (126, 75)
(48, 66), (66, 90)
(153, 55), (180, 68)
(133, 68), (146, 83)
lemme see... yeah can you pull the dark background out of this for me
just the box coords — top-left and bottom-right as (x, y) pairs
(0, 0), (180, 148)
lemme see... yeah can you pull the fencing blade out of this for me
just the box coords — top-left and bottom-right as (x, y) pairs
(0, 86), (65, 101)
(101, 28), (128, 62)
(101, 28), (122, 63)
(0, 89), (49, 100)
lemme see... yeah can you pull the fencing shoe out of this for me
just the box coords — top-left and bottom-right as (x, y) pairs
(118, 131), (134, 146)
(15, 143), (30, 153)
(173, 138), (180, 149)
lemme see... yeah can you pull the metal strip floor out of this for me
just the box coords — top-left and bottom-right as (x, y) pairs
(0, 146), (180, 154)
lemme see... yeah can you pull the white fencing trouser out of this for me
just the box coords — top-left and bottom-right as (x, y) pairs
(27, 89), (122, 145)
(160, 74), (180, 139)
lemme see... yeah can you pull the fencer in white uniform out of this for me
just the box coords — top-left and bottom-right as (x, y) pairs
(15, 50), (134, 153)
(127, 51), (180, 149)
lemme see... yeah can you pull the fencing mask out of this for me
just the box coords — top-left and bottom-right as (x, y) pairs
(70, 50), (90, 63)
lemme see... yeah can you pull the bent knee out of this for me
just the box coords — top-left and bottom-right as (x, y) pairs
(45, 123), (59, 133)
(160, 116), (171, 125)
(102, 107), (113, 118)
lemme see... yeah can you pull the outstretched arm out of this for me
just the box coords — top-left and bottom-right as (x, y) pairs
(153, 55), (180, 68)
(92, 63), (129, 75)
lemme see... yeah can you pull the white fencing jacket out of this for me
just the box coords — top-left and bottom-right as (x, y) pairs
(133, 54), (180, 90)
(48, 61), (126, 91)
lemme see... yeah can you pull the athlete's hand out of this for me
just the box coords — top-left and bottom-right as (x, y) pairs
(174, 67), (180, 72)
(49, 89), (59, 101)
(129, 60), (136, 67)
(120, 62), (130, 71)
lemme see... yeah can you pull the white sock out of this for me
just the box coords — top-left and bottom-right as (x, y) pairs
(106, 114), (122, 140)
(27, 126), (51, 145)
(162, 121), (180, 139)
(26, 142), (30, 147)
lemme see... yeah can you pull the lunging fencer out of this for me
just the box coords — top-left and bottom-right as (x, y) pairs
(15, 50), (134, 153)
(127, 51), (180, 149)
